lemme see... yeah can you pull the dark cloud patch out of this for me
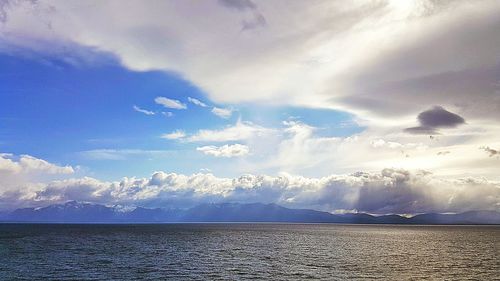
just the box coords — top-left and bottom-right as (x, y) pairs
(218, 0), (266, 30)
(405, 126), (438, 135)
(218, 0), (256, 11)
(480, 146), (499, 157)
(241, 13), (266, 30)
(418, 106), (465, 128)
(437, 151), (450, 156)
(405, 106), (465, 135)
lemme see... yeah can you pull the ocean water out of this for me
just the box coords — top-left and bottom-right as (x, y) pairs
(0, 224), (498, 280)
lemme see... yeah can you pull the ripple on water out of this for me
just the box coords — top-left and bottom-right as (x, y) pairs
(0, 224), (498, 280)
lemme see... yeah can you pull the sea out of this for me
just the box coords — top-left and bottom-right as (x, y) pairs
(0, 223), (498, 280)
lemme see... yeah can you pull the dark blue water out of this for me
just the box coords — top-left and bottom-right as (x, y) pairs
(0, 224), (498, 280)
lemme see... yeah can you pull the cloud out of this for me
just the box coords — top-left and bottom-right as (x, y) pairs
(417, 106), (465, 128)
(0, 153), (74, 175)
(211, 106), (233, 119)
(197, 144), (249, 158)
(133, 105), (155, 115)
(218, 0), (256, 11)
(405, 106), (465, 134)
(154, 97), (186, 110)
(187, 97), (208, 107)
(187, 120), (272, 142)
(404, 126), (439, 135)
(218, 0), (265, 30)
(480, 146), (499, 157)
(2, 168), (499, 214)
(79, 149), (171, 160)
(1, 1), (500, 131)
(0, 153), (75, 204)
(162, 111), (173, 117)
(161, 130), (186, 140)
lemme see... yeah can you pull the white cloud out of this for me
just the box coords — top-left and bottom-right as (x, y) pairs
(197, 144), (249, 158)
(211, 106), (233, 119)
(79, 149), (171, 160)
(133, 105), (155, 115)
(187, 97), (208, 107)
(0, 154), (74, 175)
(2, 0), (499, 126)
(154, 97), (186, 110)
(2, 168), (499, 214)
(161, 130), (186, 140)
(162, 111), (173, 117)
(0, 153), (75, 202)
(188, 120), (272, 142)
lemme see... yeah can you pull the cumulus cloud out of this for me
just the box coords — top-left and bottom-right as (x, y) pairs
(405, 106), (465, 134)
(2, 168), (499, 215)
(0, 153), (75, 206)
(197, 144), (249, 158)
(133, 105), (155, 115)
(211, 106), (233, 119)
(0, 153), (74, 175)
(187, 97), (208, 107)
(161, 130), (186, 140)
(154, 97), (186, 110)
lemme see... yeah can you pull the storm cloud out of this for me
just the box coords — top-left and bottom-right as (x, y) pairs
(405, 106), (465, 135)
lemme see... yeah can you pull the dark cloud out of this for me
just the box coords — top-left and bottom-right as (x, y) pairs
(437, 151), (450, 156)
(480, 146), (499, 157)
(241, 13), (266, 30)
(218, 0), (266, 30)
(405, 126), (438, 135)
(218, 0), (256, 11)
(418, 106), (465, 128)
(405, 106), (465, 134)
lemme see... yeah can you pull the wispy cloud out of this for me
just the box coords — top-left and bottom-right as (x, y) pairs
(211, 107), (233, 119)
(480, 146), (499, 157)
(79, 149), (171, 160)
(133, 105), (155, 115)
(188, 120), (272, 142)
(154, 97), (186, 110)
(161, 130), (186, 140)
(197, 144), (249, 158)
(187, 97), (208, 107)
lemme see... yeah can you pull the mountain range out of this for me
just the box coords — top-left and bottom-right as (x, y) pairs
(1, 201), (499, 224)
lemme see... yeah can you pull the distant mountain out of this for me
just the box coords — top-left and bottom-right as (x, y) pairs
(1, 201), (499, 224)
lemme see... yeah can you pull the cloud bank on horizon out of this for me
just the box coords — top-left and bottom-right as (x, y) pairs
(0, 0), (499, 213)
(1, 153), (499, 214)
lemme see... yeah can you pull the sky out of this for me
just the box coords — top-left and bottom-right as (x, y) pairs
(0, 0), (499, 214)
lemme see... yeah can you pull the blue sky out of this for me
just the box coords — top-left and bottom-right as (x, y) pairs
(0, 50), (362, 180)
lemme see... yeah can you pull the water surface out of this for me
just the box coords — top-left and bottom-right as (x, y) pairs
(0, 224), (498, 280)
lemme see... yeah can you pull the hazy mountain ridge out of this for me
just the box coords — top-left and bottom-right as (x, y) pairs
(1, 201), (499, 224)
